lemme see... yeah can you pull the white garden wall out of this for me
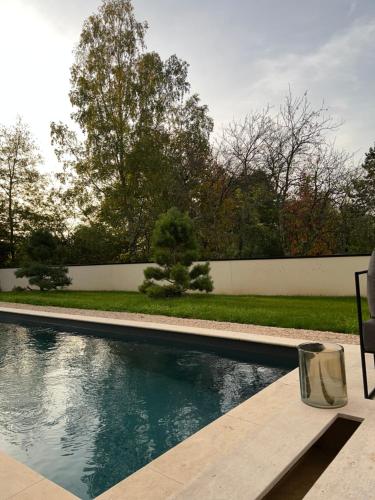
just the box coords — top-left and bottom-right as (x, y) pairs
(0, 255), (370, 296)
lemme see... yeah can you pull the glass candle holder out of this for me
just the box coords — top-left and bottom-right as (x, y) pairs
(298, 343), (348, 409)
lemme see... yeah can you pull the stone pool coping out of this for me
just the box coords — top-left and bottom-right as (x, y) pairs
(0, 301), (360, 345)
(0, 306), (373, 500)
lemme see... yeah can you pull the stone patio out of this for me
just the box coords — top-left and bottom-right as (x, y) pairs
(0, 305), (372, 500)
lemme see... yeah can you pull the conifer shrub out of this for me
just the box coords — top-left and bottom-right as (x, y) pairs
(15, 229), (71, 291)
(139, 208), (213, 298)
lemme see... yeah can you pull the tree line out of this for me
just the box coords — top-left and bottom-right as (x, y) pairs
(1, 0), (374, 268)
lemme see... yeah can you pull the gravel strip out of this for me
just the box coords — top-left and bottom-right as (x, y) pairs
(0, 301), (359, 345)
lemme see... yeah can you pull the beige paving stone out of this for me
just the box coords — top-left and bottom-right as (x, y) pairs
(277, 368), (300, 385)
(171, 404), (337, 500)
(226, 381), (298, 425)
(170, 349), (375, 500)
(9, 479), (79, 500)
(95, 467), (182, 500)
(304, 419), (375, 500)
(0, 452), (44, 500)
(149, 414), (260, 484)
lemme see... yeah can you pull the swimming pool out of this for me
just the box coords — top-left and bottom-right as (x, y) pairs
(0, 318), (292, 499)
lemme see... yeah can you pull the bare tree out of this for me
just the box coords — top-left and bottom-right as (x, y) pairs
(262, 91), (340, 204)
(216, 90), (350, 254)
(217, 107), (271, 179)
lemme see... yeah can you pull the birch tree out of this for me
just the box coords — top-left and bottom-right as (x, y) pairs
(0, 118), (42, 263)
(51, 0), (212, 260)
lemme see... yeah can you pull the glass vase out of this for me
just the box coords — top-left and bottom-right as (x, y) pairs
(298, 343), (348, 409)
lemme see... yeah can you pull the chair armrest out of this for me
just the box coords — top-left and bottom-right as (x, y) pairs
(355, 270), (368, 328)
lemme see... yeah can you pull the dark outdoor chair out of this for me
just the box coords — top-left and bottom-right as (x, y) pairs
(355, 251), (375, 399)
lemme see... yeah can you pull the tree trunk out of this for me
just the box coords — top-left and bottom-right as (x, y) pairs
(8, 188), (14, 263)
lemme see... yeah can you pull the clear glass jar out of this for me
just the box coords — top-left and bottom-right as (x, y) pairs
(298, 343), (348, 409)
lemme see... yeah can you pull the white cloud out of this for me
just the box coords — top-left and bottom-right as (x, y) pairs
(0, 0), (373, 173)
(229, 19), (375, 159)
(348, 1), (358, 17)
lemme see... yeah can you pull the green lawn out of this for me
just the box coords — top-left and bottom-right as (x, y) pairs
(0, 291), (367, 334)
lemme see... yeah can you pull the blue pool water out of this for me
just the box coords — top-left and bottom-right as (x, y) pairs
(0, 321), (289, 499)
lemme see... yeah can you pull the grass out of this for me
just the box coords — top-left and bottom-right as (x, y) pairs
(0, 290), (367, 334)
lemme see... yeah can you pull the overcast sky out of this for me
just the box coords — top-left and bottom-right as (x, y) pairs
(0, 0), (374, 172)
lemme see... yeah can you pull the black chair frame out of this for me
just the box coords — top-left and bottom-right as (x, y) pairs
(355, 270), (375, 399)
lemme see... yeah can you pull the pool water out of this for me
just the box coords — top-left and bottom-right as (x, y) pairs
(0, 322), (289, 499)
